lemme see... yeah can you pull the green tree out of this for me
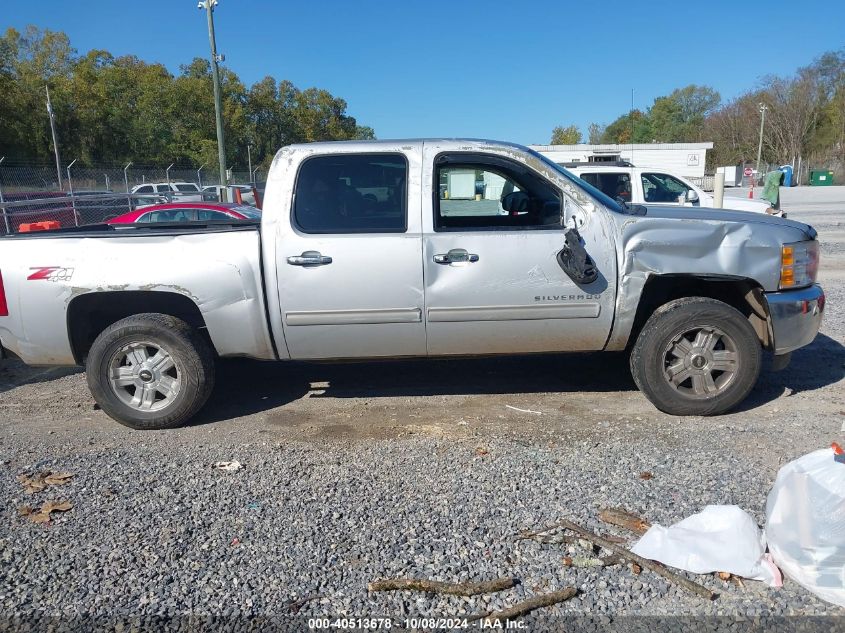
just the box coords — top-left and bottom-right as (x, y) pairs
(601, 110), (651, 143)
(649, 85), (720, 142)
(550, 124), (581, 144)
(587, 123), (605, 144)
(0, 25), (376, 171)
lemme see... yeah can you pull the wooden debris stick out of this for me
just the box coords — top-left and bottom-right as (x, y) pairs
(598, 508), (651, 535)
(563, 555), (623, 568)
(469, 588), (577, 623)
(558, 520), (715, 600)
(367, 577), (517, 596)
(284, 593), (323, 614)
(515, 521), (569, 541)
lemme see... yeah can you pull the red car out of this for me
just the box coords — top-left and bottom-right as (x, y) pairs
(107, 202), (261, 224)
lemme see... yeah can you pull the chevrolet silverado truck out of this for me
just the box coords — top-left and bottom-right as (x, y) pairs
(0, 140), (824, 429)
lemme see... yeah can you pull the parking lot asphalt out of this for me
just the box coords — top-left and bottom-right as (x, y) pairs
(1, 187), (844, 625)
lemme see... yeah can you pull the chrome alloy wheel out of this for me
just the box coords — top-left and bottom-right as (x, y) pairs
(107, 341), (181, 412)
(662, 326), (739, 399)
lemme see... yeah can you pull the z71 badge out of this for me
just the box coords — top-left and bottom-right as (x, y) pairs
(27, 267), (75, 282)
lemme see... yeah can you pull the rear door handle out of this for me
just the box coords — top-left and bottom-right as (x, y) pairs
(433, 248), (479, 265)
(287, 250), (333, 266)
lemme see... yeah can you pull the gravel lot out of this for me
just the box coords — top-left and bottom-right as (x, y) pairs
(1, 187), (844, 629)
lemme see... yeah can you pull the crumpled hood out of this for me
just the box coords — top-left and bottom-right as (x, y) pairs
(641, 205), (816, 239)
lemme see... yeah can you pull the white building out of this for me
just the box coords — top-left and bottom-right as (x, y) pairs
(530, 142), (713, 180)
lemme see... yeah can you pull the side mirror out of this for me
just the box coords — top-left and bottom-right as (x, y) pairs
(686, 189), (699, 203)
(501, 191), (530, 214)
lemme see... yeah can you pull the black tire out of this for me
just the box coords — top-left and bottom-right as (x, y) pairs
(86, 313), (215, 430)
(630, 297), (761, 416)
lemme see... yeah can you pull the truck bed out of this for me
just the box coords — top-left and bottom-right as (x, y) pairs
(0, 221), (276, 365)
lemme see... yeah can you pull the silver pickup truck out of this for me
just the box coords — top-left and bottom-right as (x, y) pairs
(0, 140), (825, 429)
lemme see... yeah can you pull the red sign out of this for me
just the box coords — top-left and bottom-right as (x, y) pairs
(743, 167), (753, 177)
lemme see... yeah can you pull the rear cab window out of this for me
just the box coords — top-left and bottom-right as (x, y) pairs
(293, 153), (407, 233)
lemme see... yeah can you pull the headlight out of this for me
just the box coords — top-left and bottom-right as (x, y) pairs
(780, 240), (819, 289)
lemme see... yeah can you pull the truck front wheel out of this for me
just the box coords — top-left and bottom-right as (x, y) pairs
(630, 297), (761, 416)
(86, 313), (215, 430)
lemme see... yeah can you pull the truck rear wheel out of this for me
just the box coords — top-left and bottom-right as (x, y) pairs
(630, 297), (761, 416)
(86, 313), (215, 430)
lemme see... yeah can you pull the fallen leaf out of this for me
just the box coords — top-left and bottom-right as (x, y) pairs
(17, 471), (74, 494)
(717, 571), (731, 581)
(17, 473), (47, 494)
(41, 500), (73, 514)
(475, 447), (489, 457)
(631, 563), (642, 575)
(231, 537), (241, 546)
(44, 472), (73, 486)
(562, 556), (573, 567)
(18, 499), (73, 524)
(639, 471), (653, 480)
(29, 512), (52, 524)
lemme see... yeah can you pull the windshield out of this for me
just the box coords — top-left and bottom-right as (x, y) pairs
(175, 183), (199, 192)
(528, 149), (625, 213)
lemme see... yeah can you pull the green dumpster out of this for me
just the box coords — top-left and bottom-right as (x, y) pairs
(809, 169), (834, 186)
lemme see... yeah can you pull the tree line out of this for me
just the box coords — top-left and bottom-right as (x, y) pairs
(0, 26), (375, 171)
(551, 48), (844, 170)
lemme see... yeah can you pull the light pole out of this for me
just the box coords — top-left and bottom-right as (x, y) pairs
(124, 162), (133, 212)
(199, 0), (228, 202)
(0, 156), (9, 234)
(124, 162), (133, 193)
(46, 85), (63, 190)
(197, 163), (206, 189)
(755, 103), (768, 177)
(66, 158), (78, 226)
(247, 144), (252, 184)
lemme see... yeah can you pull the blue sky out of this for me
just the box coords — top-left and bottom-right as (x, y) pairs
(5, 0), (844, 144)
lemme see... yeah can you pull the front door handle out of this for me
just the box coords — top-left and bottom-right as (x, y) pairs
(287, 250), (333, 266)
(433, 248), (479, 265)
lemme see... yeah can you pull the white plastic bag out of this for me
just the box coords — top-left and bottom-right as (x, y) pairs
(766, 447), (845, 607)
(631, 505), (782, 586)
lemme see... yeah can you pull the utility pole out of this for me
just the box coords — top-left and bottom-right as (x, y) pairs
(247, 144), (252, 184)
(199, 0), (228, 202)
(46, 85), (63, 190)
(755, 103), (768, 176)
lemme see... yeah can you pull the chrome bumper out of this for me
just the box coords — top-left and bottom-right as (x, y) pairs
(765, 284), (825, 355)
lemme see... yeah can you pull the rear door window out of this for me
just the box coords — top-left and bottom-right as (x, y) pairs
(293, 154), (407, 233)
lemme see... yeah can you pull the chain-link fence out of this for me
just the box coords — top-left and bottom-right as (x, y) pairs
(0, 162), (264, 194)
(0, 161), (266, 235)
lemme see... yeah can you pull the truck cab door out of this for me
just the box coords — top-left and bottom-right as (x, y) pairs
(421, 146), (617, 355)
(274, 147), (426, 359)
